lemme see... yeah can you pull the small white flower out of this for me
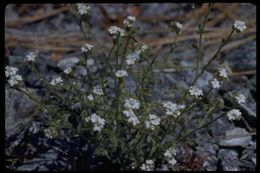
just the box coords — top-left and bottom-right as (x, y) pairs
(145, 114), (160, 130)
(227, 109), (241, 120)
(50, 77), (63, 86)
(44, 129), (53, 139)
(92, 85), (104, 95)
(24, 52), (37, 62)
(163, 103), (185, 123)
(85, 113), (105, 131)
(115, 70), (128, 77)
(189, 86), (203, 98)
(123, 16), (136, 28)
(164, 147), (177, 159)
(211, 78), (220, 89)
(108, 26), (125, 39)
(8, 75), (23, 87)
(164, 147), (177, 166)
(141, 44), (148, 51)
(140, 160), (154, 171)
(218, 68), (228, 79)
(168, 157), (177, 166)
(126, 52), (140, 65)
(233, 20), (246, 32)
(87, 94), (94, 101)
(235, 94), (246, 105)
(170, 21), (183, 33)
(76, 3), (90, 15)
(81, 43), (94, 53)
(123, 109), (140, 126)
(124, 98), (140, 110)
(5, 66), (19, 78)
(64, 67), (72, 74)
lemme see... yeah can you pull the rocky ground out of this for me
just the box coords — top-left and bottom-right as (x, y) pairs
(5, 3), (256, 171)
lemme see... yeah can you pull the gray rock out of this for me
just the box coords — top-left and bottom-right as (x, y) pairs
(37, 165), (49, 171)
(196, 141), (218, 171)
(226, 41), (256, 71)
(5, 87), (34, 137)
(17, 158), (44, 171)
(16, 163), (39, 171)
(218, 149), (240, 171)
(42, 149), (59, 160)
(219, 127), (252, 147)
(209, 113), (232, 137)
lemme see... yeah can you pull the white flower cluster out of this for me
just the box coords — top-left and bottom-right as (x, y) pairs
(76, 3), (90, 15)
(115, 70), (128, 77)
(218, 68), (228, 79)
(211, 78), (220, 89)
(189, 86), (203, 98)
(92, 85), (104, 96)
(64, 67), (72, 74)
(170, 21), (183, 34)
(123, 98), (140, 126)
(123, 16), (136, 28)
(108, 26), (125, 39)
(140, 44), (148, 53)
(227, 109), (241, 121)
(5, 66), (19, 77)
(140, 160), (155, 171)
(233, 20), (246, 32)
(164, 147), (177, 166)
(24, 51), (37, 62)
(235, 94), (246, 105)
(44, 128), (54, 139)
(85, 113), (105, 131)
(87, 94), (94, 101)
(50, 77), (63, 86)
(126, 52), (140, 65)
(163, 101), (185, 118)
(145, 114), (161, 130)
(5, 66), (23, 87)
(81, 43), (94, 53)
(124, 98), (140, 110)
(123, 109), (140, 126)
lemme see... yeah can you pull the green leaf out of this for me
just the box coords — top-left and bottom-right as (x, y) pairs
(95, 147), (108, 157)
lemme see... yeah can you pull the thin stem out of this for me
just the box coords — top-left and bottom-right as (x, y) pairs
(175, 112), (226, 144)
(195, 3), (212, 77)
(192, 28), (235, 85)
(134, 55), (158, 96)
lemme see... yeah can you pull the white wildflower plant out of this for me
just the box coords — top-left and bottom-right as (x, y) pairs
(24, 51), (37, 62)
(227, 109), (242, 121)
(115, 70), (128, 77)
(81, 43), (94, 53)
(108, 26), (125, 39)
(145, 114), (161, 130)
(5, 4), (253, 171)
(76, 3), (90, 15)
(140, 160), (155, 171)
(189, 86), (203, 98)
(235, 94), (246, 105)
(233, 20), (247, 33)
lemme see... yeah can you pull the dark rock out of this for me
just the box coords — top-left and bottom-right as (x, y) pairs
(218, 149), (240, 171)
(5, 87), (34, 138)
(225, 41), (256, 71)
(219, 128), (252, 147)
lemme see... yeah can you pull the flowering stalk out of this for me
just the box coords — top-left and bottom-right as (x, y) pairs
(135, 55), (158, 97)
(192, 28), (235, 85)
(195, 3), (212, 77)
